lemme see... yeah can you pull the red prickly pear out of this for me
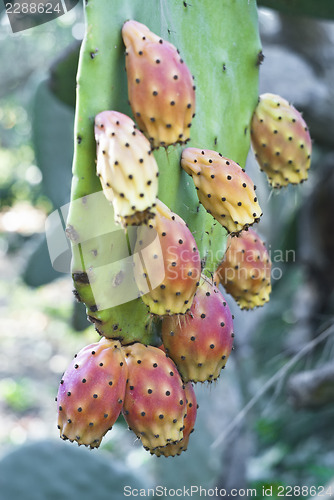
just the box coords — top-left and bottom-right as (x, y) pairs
(94, 110), (159, 226)
(250, 93), (312, 188)
(56, 338), (127, 448)
(151, 382), (198, 457)
(122, 343), (186, 450)
(181, 148), (262, 235)
(161, 276), (234, 383)
(134, 200), (201, 315)
(215, 228), (272, 310)
(122, 20), (196, 149)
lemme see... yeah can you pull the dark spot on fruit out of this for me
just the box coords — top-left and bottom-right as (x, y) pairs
(201, 313), (206, 318)
(148, 389), (153, 394)
(78, 407), (82, 412)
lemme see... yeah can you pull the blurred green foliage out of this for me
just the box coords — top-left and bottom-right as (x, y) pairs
(257, 0), (334, 19)
(0, 378), (36, 412)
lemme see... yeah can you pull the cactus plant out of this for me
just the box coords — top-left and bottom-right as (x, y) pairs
(66, 0), (261, 346)
(58, 0), (266, 454)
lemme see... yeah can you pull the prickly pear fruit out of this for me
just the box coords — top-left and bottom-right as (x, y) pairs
(94, 110), (159, 225)
(161, 276), (234, 383)
(122, 20), (195, 149)
(181, 148), (262, 235)
(122, 342), (186, 450)
(151, 382), (198, 457)
(134, 200), (201, 315)
(215, 228), (272, 310)
(56, 338), (127, 448)
(250, 93), (312, 188)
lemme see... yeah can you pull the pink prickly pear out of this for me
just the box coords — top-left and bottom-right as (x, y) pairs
(95, 110), (159, 226)
(215, 228), (272, 309)
(122, 342), (186, 450)
(181, 148), (262, 235)
(251, 93), (312, 188)
(122, 20), (196, 149)
(151, 382), (198, 457)
(162, 276), (234, 383)
(134, 199), (201, 315)
(56, 338), (127, 448)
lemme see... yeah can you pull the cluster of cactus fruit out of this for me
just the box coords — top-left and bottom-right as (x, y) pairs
(57, 6), (311, 457)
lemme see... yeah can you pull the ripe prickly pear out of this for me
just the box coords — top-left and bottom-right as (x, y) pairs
(151, 382), (198, 457)
(56, 338), (127, 448)
(122, 342), (186, 450)
(122, 20), (195, 149)
(250, 93), (312, 188)
(134, 200), (201, 316)
(215, 228), (272, 310)
(181, 148), (262, 235)
(94, 110), (159, 225)
(161, 277), (234, 383)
